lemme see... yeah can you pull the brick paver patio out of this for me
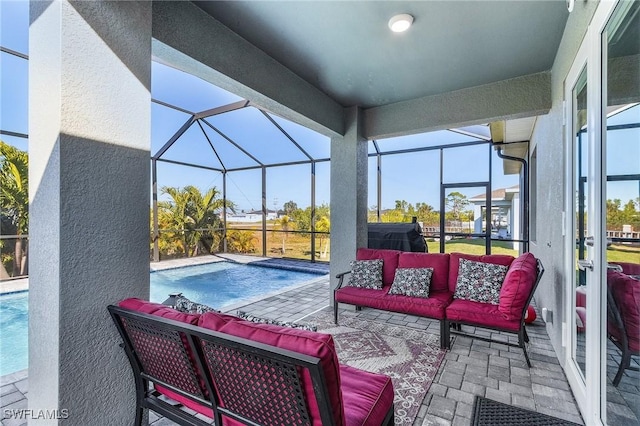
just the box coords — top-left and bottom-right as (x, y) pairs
(1, 270), (589, 426)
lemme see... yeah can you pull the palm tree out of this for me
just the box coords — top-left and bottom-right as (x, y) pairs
(0, 141), (29, 276)
(315, 215), (330, 259)
(158, 185), (234, 257)
(275, 215), (292, 254)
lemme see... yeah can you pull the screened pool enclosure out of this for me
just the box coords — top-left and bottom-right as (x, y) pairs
(149, 62), (529, 263)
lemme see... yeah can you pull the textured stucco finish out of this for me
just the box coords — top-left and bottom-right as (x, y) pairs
(29, 1), (151, 424)
(151, 1), (343, 138)
(329, 107), (368, 300)
(528, 0), (598, 365)
(363, 71), (552, 140)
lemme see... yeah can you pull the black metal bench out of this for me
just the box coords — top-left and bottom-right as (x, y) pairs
(108, 305), (394, 426)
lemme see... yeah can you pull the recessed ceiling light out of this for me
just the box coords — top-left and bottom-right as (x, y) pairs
(388, 14), (414, 33)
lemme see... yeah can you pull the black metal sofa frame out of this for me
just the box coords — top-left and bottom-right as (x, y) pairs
(443, 259), (545, 367)
(109, 305), (394, 426)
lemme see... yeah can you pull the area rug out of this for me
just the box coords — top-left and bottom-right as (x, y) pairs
(471, 396), (582, 426)
(310, 311), (447, 425)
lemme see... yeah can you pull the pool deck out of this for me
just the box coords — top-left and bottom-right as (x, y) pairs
(1, 257), (588, 426)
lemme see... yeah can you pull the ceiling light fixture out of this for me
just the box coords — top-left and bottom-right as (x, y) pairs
(388, 14), (414, 33)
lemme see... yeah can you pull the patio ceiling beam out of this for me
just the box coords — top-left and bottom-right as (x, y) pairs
(363, 71), (552, 140)
(152, 1), (344, 138)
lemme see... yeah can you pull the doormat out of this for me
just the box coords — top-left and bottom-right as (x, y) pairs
(312, 311), (447, 425)
(471, 396), (582, 426)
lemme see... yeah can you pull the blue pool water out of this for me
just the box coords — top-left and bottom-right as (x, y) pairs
(0, 262), (322, 376)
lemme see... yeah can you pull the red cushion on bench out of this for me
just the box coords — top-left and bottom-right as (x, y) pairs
(340, 364), (394, 426)
(118, 298), (201, 324)
(336, 286), (452, 319)
(198, 310), (241, 330)
(398, 252), (450, 292)
(498, 252), (538, 320)
(445, 299), (521, 331)
(608, 271), (640, 352)
(448, 253), (514, 293)
(357, 248), (401, 286)
(217, 319), (344, 426)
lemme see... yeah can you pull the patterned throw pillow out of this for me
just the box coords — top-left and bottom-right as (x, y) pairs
(236, 311), (318, 332)
(454, 258), (509, 305)
(347, 259), (384, 289)
(173, 294), (219, 314)
(388, 268), (434, 298)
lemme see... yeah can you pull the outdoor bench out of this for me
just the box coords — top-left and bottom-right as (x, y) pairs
(334, 248), (544, 366)
(108, 298), (394, 426)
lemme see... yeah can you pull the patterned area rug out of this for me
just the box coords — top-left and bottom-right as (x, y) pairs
(311, 311), (447, 425)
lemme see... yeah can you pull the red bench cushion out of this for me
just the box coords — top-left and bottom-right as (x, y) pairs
(498, 252), (538, 320)
(446, 299), (521, 331)
(448, 253), (514, 293)
(356, 248), (401, 286)
(608, 271), (640, 352)
(340, 364), (394, 426)
(398, 252), (450, 292)
(118, 298), (201, 324)
(335, 286), (452, 320)
(216, 319), (344, 426)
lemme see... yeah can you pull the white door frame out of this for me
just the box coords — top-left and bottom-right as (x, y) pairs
(563, 34), (589, 416)
(564, 1), (621, 424)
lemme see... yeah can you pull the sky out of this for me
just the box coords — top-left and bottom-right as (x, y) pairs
(1, 1), (638, 214)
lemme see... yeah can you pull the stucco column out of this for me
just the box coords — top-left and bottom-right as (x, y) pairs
(29, 2), (151, 424)
(329, 107), (368, 302)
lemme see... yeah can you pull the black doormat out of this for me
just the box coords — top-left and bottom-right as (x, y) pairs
(471, 396), (582, 426)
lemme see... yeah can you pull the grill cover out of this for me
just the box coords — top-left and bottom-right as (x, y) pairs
(368, 223), (427, 252)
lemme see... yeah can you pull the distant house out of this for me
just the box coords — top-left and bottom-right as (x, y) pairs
(469, 185), (520, 247)
(224, 209), (280, 223)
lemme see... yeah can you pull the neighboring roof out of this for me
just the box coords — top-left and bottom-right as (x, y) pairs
(470, 185), (520, 202)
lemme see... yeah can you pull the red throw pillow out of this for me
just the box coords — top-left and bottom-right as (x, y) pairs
(498, 253), (538, 320)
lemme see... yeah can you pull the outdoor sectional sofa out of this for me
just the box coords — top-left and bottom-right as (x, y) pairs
(334, 248), (544, 366)
(108, 298), (394, 426)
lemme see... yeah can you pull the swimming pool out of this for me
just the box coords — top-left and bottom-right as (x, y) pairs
(0, 261), (324, 376)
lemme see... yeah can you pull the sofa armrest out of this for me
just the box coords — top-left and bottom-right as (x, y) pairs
(335, 271), (351, 291)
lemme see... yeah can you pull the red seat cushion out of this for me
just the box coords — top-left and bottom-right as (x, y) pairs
(398, 252), (450, 292)
(216, 319), (344, 426)
(448, 253), (514, 293)
(610, 262), (640, 276)
(118, 298), (201, 324)
(340, 364), (394, 426)
(335, 286), (452, 320)
(498, 253), (538, 320)
(445, 299), (521, 331)
(576, 286), (587, 308)
(356, 248), (401, 286)
(607, 271), (640, 352)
